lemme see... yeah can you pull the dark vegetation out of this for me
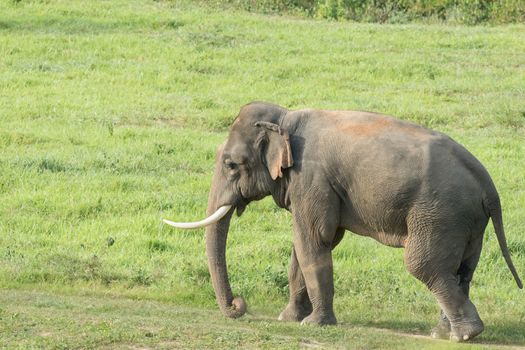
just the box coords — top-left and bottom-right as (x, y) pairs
(212, 0), (525, 24)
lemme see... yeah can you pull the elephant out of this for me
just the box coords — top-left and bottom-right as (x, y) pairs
(164, 101), (522, 342)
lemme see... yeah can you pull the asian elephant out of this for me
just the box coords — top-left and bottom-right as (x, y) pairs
(164, 102), (522, 342)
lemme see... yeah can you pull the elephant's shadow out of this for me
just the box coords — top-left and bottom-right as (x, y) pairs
(343, 318), (525, 346)
(247, 313), (525, 346)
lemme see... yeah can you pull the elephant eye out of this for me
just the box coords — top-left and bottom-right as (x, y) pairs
(224, 159), (237, 170)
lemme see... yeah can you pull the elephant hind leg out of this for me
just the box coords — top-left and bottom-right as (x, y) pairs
(457, 235), (483, 298)
(430, 236), (484, 340)
(435, 278), (483, 342)
(431, 309), (451, 340)
(404, 229), (484, 342)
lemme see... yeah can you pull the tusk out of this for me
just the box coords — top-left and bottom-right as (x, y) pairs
(163, 205), (232, 229)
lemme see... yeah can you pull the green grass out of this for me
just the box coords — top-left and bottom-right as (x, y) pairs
(0, 289), (521, 350)
(1, 0), (524, 348)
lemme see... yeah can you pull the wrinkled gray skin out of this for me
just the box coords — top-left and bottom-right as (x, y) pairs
(204, 101), (522, 342)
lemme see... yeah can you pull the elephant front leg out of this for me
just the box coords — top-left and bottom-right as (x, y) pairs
(279, 229), (345, 323)
(278, 247), (313, 322)
(292, 217), (338, 325)
(298, 249), (336, 325)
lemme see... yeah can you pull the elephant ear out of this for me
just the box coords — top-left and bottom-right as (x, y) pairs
(254, 121), (293, 180)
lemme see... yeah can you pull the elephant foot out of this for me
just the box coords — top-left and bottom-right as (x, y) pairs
(447, 300), (484, 342)
(449, 320), (484, 342)
(278, 302), (312, 322)
(300, 310), (337, 326)
(430, 324), (451, 339)
(430, 312), (451, 339)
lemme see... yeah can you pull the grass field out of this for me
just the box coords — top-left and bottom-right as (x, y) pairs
(1, 0), (524, 348)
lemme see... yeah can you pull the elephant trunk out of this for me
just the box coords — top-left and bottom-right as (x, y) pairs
(205, 171), (246, 318)
(205, 213), (246, 318)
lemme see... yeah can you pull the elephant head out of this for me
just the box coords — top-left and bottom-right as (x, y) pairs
(164, 102), (293, 318)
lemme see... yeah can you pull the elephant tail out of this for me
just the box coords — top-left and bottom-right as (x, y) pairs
(485, 196), (523, 289)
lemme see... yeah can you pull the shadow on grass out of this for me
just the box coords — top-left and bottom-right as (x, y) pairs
(0, 18), (184, 34)
(345, 318), (525, 347)
(344, 318), (430, 336)
(473, 321), (525, 347)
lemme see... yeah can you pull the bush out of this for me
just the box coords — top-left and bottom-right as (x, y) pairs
(208, 0), (525, 24)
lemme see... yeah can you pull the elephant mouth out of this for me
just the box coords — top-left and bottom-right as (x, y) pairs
(234, 199), (248, 217)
